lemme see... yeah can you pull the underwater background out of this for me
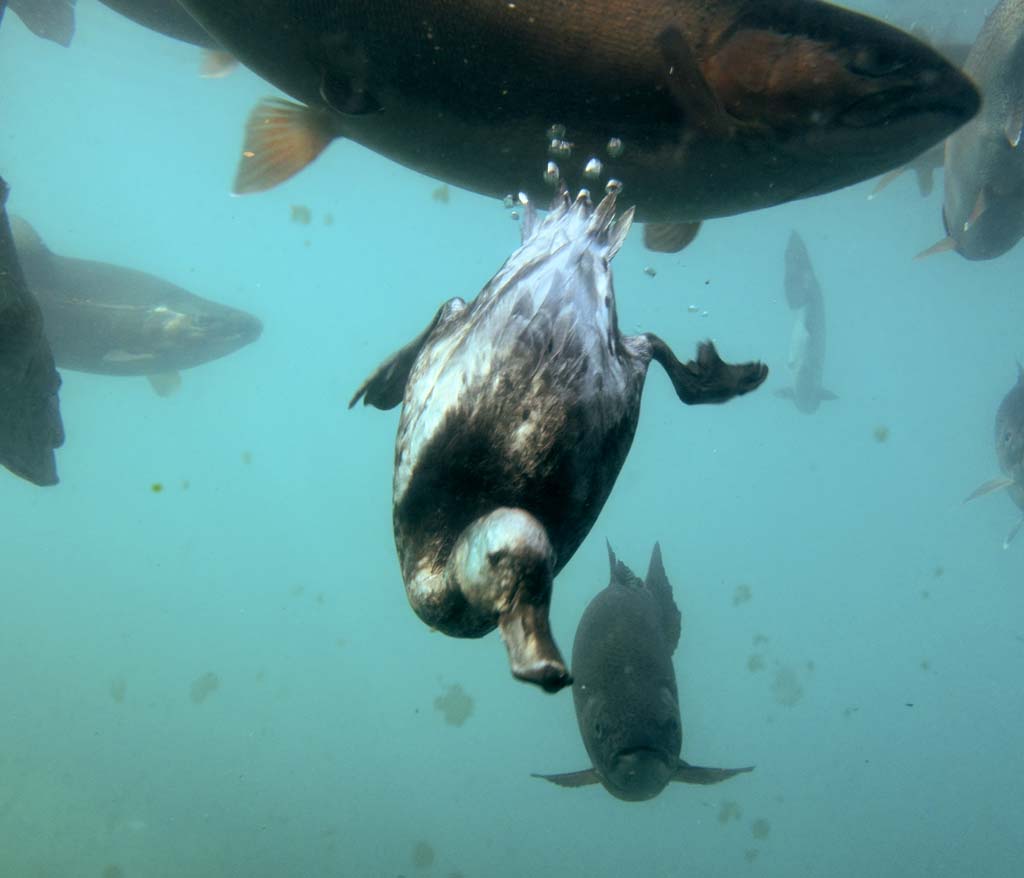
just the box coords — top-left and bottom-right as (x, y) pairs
(2, 1), (1022, 875)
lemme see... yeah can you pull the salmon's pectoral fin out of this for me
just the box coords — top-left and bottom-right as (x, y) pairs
(531, 769), (600, 788)
(643, 221), (702, 253)
(818, 388), (838, 401)
(200, 49), (238, 79)
(1003, 516), (1024, 550)
(647, 337), (768, 405)
(914, 236), (957, 260)
(867, 167), (907, 200)
(673, 759), (754, 786)
(233, 98), (341, 195)
(8, 0), (74, 47)
(147, 372), (182, 398)
(655, 27), (728, 136)
(320, 71), (382, 116)
(963, 477), (1015, 504)
(348, 298), (466, 410)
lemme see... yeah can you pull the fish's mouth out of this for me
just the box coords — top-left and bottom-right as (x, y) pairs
(837, 82), (976, 130)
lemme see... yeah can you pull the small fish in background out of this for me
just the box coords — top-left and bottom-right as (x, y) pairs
(350, 189), (766, 692)
(0, 177), (64, 487)
(10, 216), (262, 396)
(775, 231), (837, 413)
(919, 0), (1024, 260)
(533, 544), (753, 801)
(5, 0), (75, 47)
(964, 365), (1024, 548)
(178, 0), (978, 253)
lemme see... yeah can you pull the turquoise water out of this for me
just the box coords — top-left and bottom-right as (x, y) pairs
(2, 2), (1022, 876)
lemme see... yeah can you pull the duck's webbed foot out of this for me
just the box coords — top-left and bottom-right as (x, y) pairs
(647, 336), (768, 404)
(448, 508), (571, 693)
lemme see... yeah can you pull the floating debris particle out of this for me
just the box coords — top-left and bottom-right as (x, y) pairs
(805, 660), (815, 672)
(751, 818), (771, 840)
(933, 566), (945, 578)
(687, 304), (699, 313)
(291, 205), (312, 224)
(920, 659), (931, 671)
(109, 678), (127, 704)
(434, 683), (474, 726)
(103, 866), (125, 878)
(842, 706), (859, 718)
(747, 654), (765, 673)
(744, 849), (759, 863)
(583, 157), (603, 178)
(873, 425), (890, 443)
(190, 671), (220, 704)
(732, 584), (752, 606)
(920, 589), (930, 599)
(323, 212), (334, 226)
(432, 184), (450, 204)
(181, 479), (190, 491)
(548, 138), (573, 158)
(607, 137), (624, 158)
(643, 266), (657, 277)
(241, 450), (253, 465)
(412, 840), (435, 868)
(150, 482), (164, 494)
(290, 584), (306, 597)
(544, 161), (560, 185)
(771, 666), (804, 707)
(718, 800), (742, 823)
(752, 633), (770, 646)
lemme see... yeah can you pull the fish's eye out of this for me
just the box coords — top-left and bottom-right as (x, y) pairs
(849, 47), (905, 78)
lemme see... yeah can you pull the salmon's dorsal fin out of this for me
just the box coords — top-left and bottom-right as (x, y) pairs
(531, 769), (600, 788)
(645, 543), (682, 651)
(605, 541), (644, 591)
(672, 759), (754, 786)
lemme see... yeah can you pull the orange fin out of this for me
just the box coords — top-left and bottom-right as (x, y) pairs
(233, 98), (340, 195)
(914, 236), (957, 259)
(963, 477), (1015, 503)
(963, 189), (987, 231)
(200, 49), (238, 79)
(643, 221), (702, 253)
(147, 372), (181, 398)
(868, 167), (906, 199)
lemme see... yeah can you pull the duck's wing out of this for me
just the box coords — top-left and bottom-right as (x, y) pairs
(349, 297), (465, 410)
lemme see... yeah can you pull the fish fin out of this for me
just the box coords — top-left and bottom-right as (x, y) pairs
(867, 167), (906, 199)
(8, 0), (75, 47)
(818, 389), (838, 401)
(8, 215), (50, 259)
(646, 337), (768, 405)
(606, 542), (644, 591)
(1004, 516), (1024, 549)
(348, 298), (465, 410)
(673, 759), (754, 785)
(914, 236), (957, 259)
(655, 27), (727, 136)
(774, 387), (795, 400)
(642, 221), (701, 253)
(320, 71), (382, 115)
(200, 49), (237, 79)
(645, 543), (682, 650)
(915, 166), (935, 198)
(531, 769), (600, 788)
(232, 98), (340, 195)
(147, 372), (182, 398)
(963, 477), (1015, 503)
(1005, 99), (1024, 148)
(963, 189), (987, 232)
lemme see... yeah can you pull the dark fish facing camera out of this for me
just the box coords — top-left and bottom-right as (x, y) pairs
(964, 366), (1024, 548)
(920, 0), (1024, 261)
(11, 217), (262, 395)
(350, 189), (767, 693)
(533, 544), (753, 801)
(178, 0), (979, 251)
(775, 231), (836, 414)
(0, 178), (64, 486)
(6, 0), (75, 47)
